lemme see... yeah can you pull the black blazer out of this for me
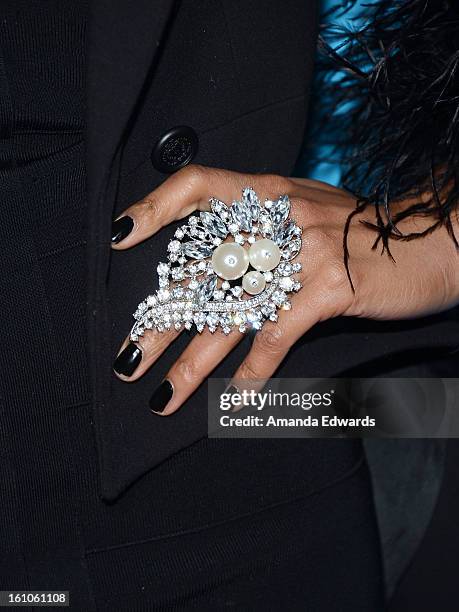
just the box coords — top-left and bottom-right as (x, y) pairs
(85, 0), (458, 509)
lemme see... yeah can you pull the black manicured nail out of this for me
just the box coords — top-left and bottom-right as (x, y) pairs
(150, 380), (173, 414)
(225, 384), (240, 396)
(113, 342), (142, 376)
(111, 216), (134, 244)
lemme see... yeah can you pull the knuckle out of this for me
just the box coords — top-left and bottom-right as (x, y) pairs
(302, 227), (337, 261)
(303, 226), (327, 247)
(138, 329), (168, 356)
(238, 359), (260, 380)
(174, 358), (200, 385)
(140, 193), (161, 218)
(178, 163), (207, 188)
(254, 325), (285, 353)
(322, 260), (348, 291)
(264, 174), (292, 194)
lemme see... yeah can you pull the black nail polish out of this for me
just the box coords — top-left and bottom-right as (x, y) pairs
(225, 384), (240, 396)
(150, 380), (173, 413)
(113, 342), (142, 376)
(111, 216), (134, 244)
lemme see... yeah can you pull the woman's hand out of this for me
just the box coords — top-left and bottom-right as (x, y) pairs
(112, 165), (459, 413)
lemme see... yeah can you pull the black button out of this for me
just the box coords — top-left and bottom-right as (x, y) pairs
(151, 126), (198, 173)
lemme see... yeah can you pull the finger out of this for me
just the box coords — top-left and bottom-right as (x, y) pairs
(113, 328), (179, 382)
(111, 165), (291, 249)
(149, 327), (244, 415)
(230, 288), (323, 390)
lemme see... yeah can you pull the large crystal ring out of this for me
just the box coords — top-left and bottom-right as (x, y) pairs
(130, 188), (302, 339)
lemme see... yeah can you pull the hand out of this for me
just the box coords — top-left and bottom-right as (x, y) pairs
(112, 165), (459, 413)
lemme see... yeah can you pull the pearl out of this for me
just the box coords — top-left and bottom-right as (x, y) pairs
(248, 238), (281, 272)
(211, 243), (249, 280)
(242, 271), (266, 295)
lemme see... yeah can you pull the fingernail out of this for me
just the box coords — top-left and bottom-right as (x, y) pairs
(113, 342), (142, 376)
(225, 384), (240, 395)
(111, 216), (134, 244)
(150, 379), (173, 414)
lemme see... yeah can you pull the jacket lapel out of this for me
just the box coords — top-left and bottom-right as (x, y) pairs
(85, 0), (176, 500)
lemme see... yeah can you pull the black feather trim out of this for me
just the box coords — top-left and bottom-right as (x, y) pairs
(314, 0), (459, 258)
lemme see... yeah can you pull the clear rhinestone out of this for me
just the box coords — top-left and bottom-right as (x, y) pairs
(175, 228), (185, 239)
(172, 267), (184, 281)
(196, 276), (217, 304)
(213, 290), (225, 301)
(146, 295), (157, 306)
(242, 187), (260, 222)
(272, 290), (287, 306)
(278, 262), (293, 276)
(231, 200), (252, 232)
(168, 240), (181, 253)
(233, 312), (247, 326)
(200, 211), (228, 238)
(210, 198), (230, 221)
(157, 289), (170, 303)
(279, 277), (294, 291)
(263, 271), (273, 282)
(157, 262), (170, 275)
(182, 241), (213, 260)
(235, 234), (245, 245)
(221, 281), (230, 290)
(270, 195), (290, 226)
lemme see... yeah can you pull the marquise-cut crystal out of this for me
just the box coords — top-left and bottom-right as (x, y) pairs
(231, 200), (252, 232)
(274, 221), (297, 247)
(242, 187), (260, 222)
(182, 241), (214, 260)
(270, 195), (290, 226)
(210, 198), (230, 221)
(195, 275), (217, 304)
(199, 211), (228, 238)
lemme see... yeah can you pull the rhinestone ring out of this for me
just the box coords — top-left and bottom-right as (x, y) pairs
(130, 188), (303, 339)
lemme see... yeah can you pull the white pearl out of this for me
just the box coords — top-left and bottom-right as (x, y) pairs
(248, 238), (281, 272)
(242, 271), (266, 295)
(211, 243), (249, 280)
